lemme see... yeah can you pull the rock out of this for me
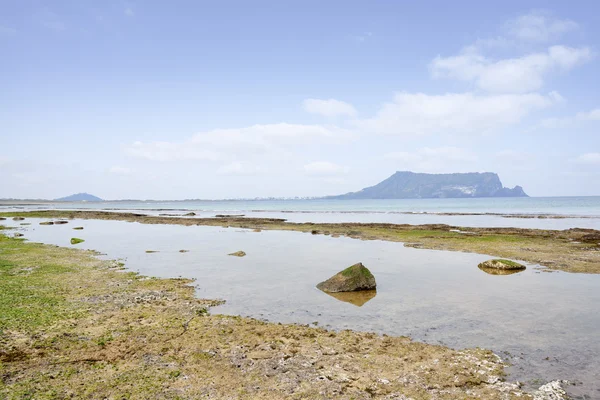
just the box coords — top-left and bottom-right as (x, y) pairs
(145, 250), (159, 253)
(228, 251), (246, 257)
(478, 259), (525, 271)
(40, 221), (54, 225)
(311, 230), (319, 235)
(54, 220), (69, 225)
(184, 212), (196, 216)
(179, 249), (189, 253)
(317, 263), (376, 293)
(12, 217), (25, 221)
(0, 217), (6, 220)
(70, 238), (85, 245)
(533, 380), (569, 400)
(216, 214), (245, 218)
(73, 227), (84, 230)
(14, 233), (24, 237)
(253, 229), (262, 232)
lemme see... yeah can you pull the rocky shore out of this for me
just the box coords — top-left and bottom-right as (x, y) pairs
(0, 230), (567, 399)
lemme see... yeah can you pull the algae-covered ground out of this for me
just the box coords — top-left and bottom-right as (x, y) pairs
(0, 229), (535, 399)
(2, 210), (599, 273)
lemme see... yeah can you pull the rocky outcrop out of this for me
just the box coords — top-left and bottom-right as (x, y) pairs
(228, 251), (246, 257)
(533, 380), (569, 400)
(331, 171), (528, 199)
(317, 263), (376, 293)
(478, 259), (526, 270)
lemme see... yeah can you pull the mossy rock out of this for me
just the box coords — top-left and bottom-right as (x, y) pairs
(228, 251), (246, 257)
(70, 238), (85, 245)
(317, 262), (376, 293)
(40, 221), (54, 225)
(179, 249), (189, 253)
(54, 221), (69, 225)
(478, 259), (525, 271)
(184, 212), (196, 216)
(12, 217), (25, 221)
(145, 250), (159, 253)
(73, 227), (84, 230)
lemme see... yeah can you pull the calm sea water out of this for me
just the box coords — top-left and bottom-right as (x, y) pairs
(4, 218), (600, 399)
(5, 196), (600, 229)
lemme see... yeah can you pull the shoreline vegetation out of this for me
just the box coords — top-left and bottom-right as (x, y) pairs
(1, 210), (599, 274)
(0, 229), (556, 399)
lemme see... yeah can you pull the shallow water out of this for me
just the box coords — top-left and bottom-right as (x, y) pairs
(5, 218), (600, 398)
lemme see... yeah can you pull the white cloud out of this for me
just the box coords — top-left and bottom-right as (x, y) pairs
(354, 32), (373, 43)
(505, 11), (579, 42)
(354, 91), (560, 136)
(124, 7), (134, 16)
(303, 98), (357, 117)
(217, 162), (262, 176)
(384, 147), (477, 173)
(431, 45), (592, 93)
(541, 108), (600, 128)
(109, 166), (131, 175)
(127, 141), (223, 162)
(127, 123), (354, 162)
(303, 161), (349, 176)
(575, 153), (600, 165)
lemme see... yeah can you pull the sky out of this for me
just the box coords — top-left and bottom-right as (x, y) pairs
(1, 0), (600, 199)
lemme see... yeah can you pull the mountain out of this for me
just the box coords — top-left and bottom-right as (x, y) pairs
(331, 171), (527, 199)
(55, 193), (103, 202)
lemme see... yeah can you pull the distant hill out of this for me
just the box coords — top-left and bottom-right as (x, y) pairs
(330, 171), (527, 199)
(55, 193), (103, 202)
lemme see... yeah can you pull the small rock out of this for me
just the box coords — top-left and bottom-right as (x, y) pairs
(533, 380), (569, 400)
(317, 262), (376, 293)
(228, 251), (246, 257)
(54, 220), (69, 225)
(12, 217), (25, 221)
(145, 250), (159, 253)
(73, 227), (84, 230)
(40, 221), (54, 225)
(183, 212), (196, 216)
(179, 249), (189, 253)
(14, 233), (24, 237)
(70, 238), (85, 245)
(478, 259), (526, 271)
(0, 217), (6, 220)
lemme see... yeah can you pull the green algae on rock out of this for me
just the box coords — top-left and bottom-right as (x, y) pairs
(317, 262), (377, 293)
(73, 226), (84, 230)
(478, 259), (526, 270)
(228, 250), (246, 257)
(40, 221), (54, 225)
(70, 238), (85, 245)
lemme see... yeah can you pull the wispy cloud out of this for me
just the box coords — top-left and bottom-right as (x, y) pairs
(353, 31), (373, 43)
(303, 98), (357, 117)
(0, 25), (17, 36)
(574, 153), (600, 165)
(35, 9), (65, 31)
(384, 147), (477, 173)
(505, 11), (579, 42)
(124, 7), (134, 17)
(303, 161), (349, 176)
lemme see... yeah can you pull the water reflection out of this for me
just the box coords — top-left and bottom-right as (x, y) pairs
(320, 289), (377, 307)
(478, 266), (526, 276)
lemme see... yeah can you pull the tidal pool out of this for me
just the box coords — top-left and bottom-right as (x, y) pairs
(5, 218), (600, 399)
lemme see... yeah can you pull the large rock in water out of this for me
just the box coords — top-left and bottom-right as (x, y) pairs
(317, 263), (376, 293)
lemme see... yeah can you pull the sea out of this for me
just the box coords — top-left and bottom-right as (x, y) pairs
(5, 196), (600, 230)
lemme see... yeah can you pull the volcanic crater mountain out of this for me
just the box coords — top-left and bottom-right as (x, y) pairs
(331, 171), (527, 199)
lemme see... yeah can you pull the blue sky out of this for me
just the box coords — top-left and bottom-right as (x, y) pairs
(1, 0), (599, 199)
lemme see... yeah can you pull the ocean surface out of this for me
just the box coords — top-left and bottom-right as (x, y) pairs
(4, 196), (600, 229)
(4, 218), (600, 399)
